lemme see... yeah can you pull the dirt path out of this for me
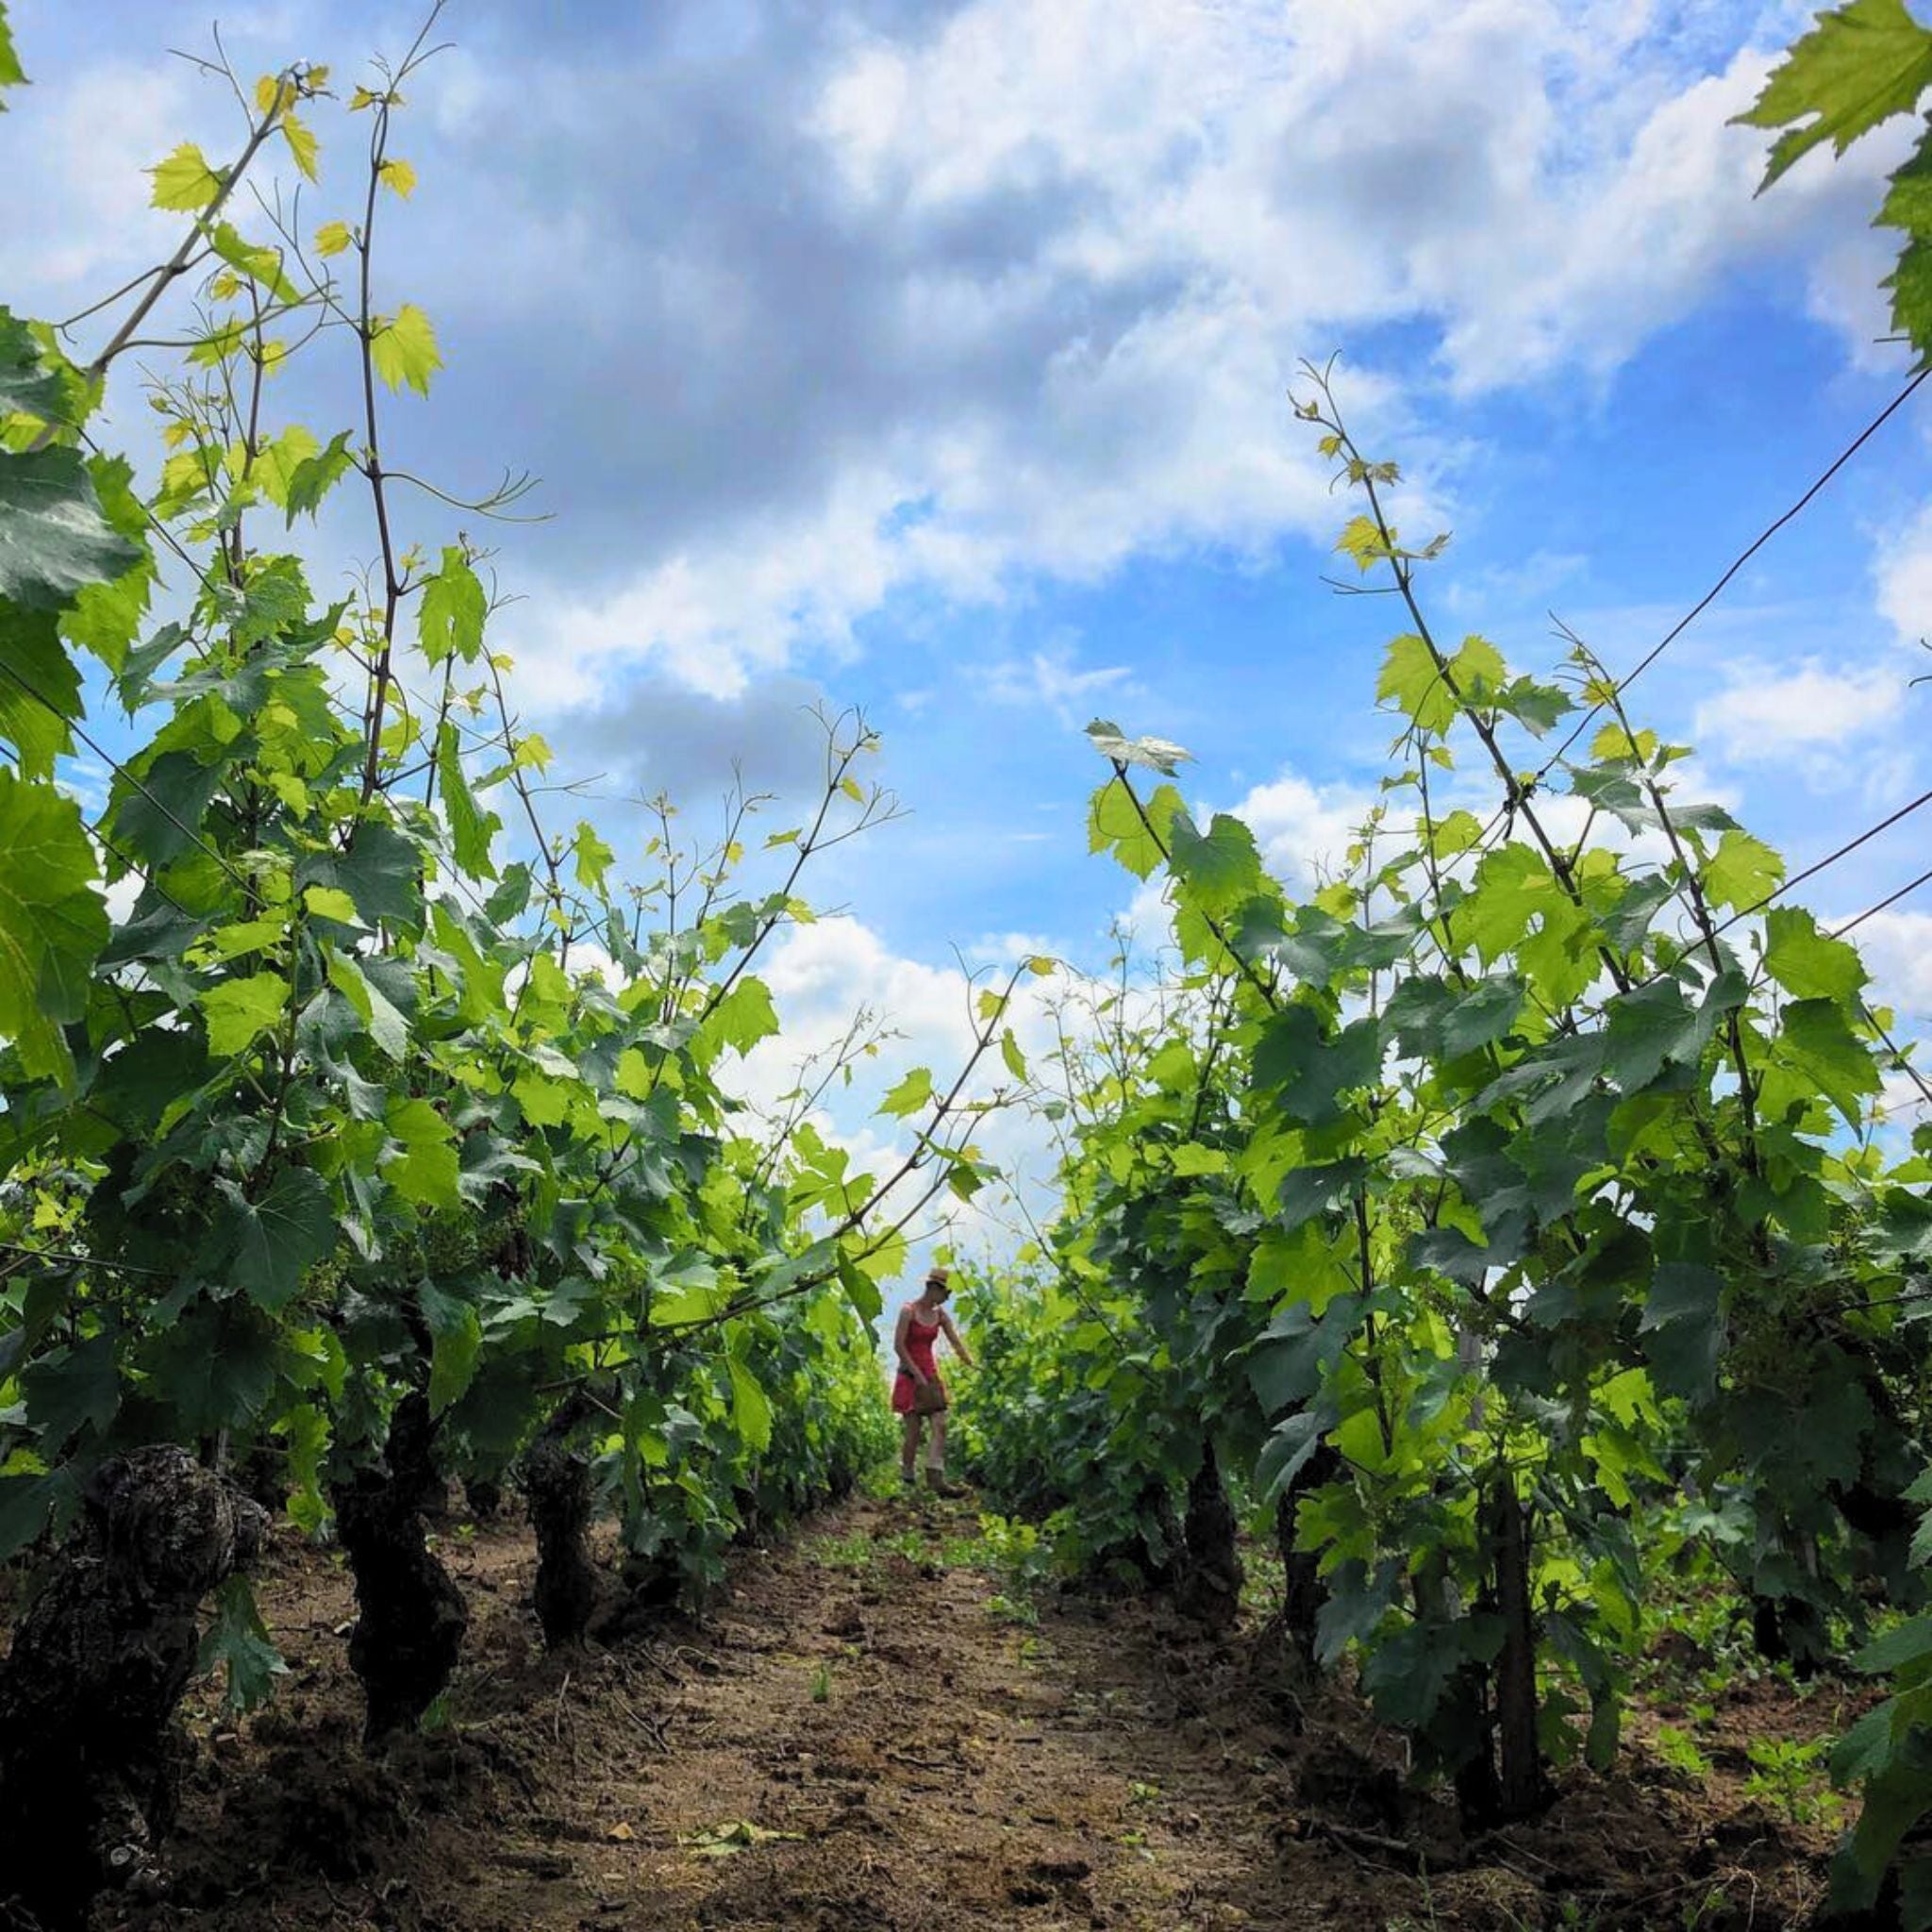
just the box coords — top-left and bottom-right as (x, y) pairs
(113, 1491), (1838, 1931)
(576, 1492), (1290, 1930)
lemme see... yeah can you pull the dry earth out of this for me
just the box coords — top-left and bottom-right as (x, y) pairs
(70, 1490), (1847, 1931)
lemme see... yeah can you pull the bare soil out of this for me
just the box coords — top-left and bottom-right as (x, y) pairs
(71, 1491), (1847, 1930)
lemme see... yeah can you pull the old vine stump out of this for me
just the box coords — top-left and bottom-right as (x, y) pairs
(0, 1445), (268, 1930)
(332, 1392), (469, 1743)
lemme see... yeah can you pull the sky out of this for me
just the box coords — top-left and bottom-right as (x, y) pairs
(6, 0), (1932, 1269)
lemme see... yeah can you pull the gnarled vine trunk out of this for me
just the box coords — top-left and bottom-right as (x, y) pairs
(332, 1392), (468, 1742)
(1276, 1440), (1341, 1664)
(1176, 1440), (1243, 1630)
(1489, 1473), (1543, 1822)
(524, 1394), (597, 1648)
(0, 1446), (268, 1931)
(463, 1474), (504, 1520)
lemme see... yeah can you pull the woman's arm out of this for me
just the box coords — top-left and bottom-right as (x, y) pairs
(893, 1304), (930, 1382)
(938, 1307), (974, 1369)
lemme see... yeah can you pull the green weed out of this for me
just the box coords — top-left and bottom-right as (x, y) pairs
(1654, 1724), (1711, 1780)
(1742, 1737), (1842, 1827)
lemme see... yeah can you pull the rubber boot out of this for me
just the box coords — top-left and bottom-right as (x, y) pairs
(924, 1466), (967, 1500)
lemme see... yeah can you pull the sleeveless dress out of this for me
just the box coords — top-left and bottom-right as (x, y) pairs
(891, 1311), (942, 1414)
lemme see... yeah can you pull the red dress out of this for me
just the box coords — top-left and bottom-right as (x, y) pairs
(891, 1311), (942, 1414)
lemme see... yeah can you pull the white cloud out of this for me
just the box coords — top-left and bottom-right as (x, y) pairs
(0, 58), (208, 313)
(1231, 769), (1373, 891)
(1842, 909), (1932, 1024)
(722, 913), (1073, 1264)
(1878, 1068), (1932, 1136)
(16, 2), (1897, 714)
(1876, 504), (1932, 647)
(986, 643), (1134, 724)
(1693, 658), (1901, 765)
(402, 0), (1898, 710)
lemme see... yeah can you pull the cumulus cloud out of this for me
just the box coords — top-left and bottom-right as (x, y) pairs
(722, 910), (1078, 1270)
(1693, 658), (1904, 776)
(1230, 768), (1374, 891)
(1876, 504), (1932, 647)
(1843, 909), (1932, 1025)
(8, 0), (1902, 721)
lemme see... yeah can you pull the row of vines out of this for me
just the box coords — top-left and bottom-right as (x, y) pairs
(0, 12), (1031, 1928)
(956, 7), (1932, 1924)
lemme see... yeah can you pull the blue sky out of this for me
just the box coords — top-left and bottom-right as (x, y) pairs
(7, 0), (1932, 1242)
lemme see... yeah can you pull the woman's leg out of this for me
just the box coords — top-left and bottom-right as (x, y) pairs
(921, 1411), (964, 1495)
(900, 1413), (922, 1484)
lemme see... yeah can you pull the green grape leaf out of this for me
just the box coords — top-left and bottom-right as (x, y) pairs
(1734, 0), (1932, 190)
(1254, 1408), (1329, 1505)
(1359, 1618), (1465, 1729)
(1451, 632), (1507, 696)
(247, 424), (320, 510)
(1252, 1006), (1381, 1127)
(1276, 1158), (1369, 1234)
(1779, 996), (1882, 1123)
(1087, 777), (1181, 881)
(1247, 1293), (1364, 1413)
(1876, 121), (1932, 356)
(436, 718), (500, 878)
(370, 303), (441, 395)
(214, 1167), (335, 1310)
(1603, 978), (1719, 1093)
(108, 748), (228, 871)
(208, 220), (300, 304)
(1831, 1701), (1899, 1788)
(0, 308), (60, 418)
(708, 976), (779, 1057)
(384, 1096), (461, 1210)
(197, 1575), (288, 1712)
(0, 770), (108, 1081)
(59, 455), (154, 671)
(1167, 809), (1264, 917)
(1640, 1262), (1724, 1404)
(728, 1358), (774, 1453)
(573, 820), (615, 893)
(837, 1255), (882, 1324)
(1377, 632), (1454, 734)
(0, 602), (81, 777)
(423, 1285), (484, 1416)
(1763, 905), (1867, 1002)
(148, 141), (223, 210)
(325, 945), (408, 1060)
(1000, 1027), (1027, 1083)
(1702, 828), (1784, 913)
(0, 1474), (58, 1563)
(1441, 974), (1524, 1058)
(0, 446), (144, 610)
(303, 820), (425, 934)
(199, 971), (289, 1057)
(0, 8), (25, 107)
(283, 429), (356, 523)
(879, 1066), (934, 1118)
(142, 1302), (279, 1434)
(418, 546), (487, 665)
(22, 1334), (118, 1451)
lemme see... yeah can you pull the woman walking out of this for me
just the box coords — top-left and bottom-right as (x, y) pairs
(892, 1266), (974, 1495)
